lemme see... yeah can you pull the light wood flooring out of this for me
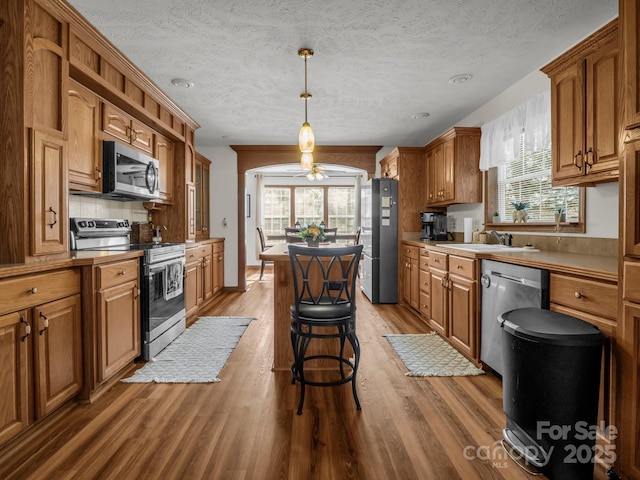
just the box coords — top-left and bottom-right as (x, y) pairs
(0, 267), (605, 479)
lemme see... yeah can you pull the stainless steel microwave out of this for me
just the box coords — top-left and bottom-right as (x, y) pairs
(102, 141), (159, 201)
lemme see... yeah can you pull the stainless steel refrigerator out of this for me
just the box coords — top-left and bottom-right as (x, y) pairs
(360, 178), (398, 303)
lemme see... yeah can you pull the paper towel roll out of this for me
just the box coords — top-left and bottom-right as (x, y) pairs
(463, 217), (473, 243)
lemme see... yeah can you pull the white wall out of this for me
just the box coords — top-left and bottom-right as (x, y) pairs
(445, 70), (619, 239)
(198, 146), (238, 287)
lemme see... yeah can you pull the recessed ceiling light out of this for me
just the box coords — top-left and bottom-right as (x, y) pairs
(221, 135), (236, 140)
(448, 73), (473, 85)
(411, 113), (430, 120)
(170, 78), (195, 88)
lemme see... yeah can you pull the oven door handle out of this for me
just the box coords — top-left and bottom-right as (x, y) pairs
(145, 257), (185, 276)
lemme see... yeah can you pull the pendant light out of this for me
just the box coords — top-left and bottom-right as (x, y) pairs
(300, 152), (314, 170)
(298, 48), (315, 163)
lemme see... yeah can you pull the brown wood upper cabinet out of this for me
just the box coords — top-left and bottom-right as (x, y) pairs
(425, 127), (481, 207)
(542, 19), (622, 187)
(621, 0), (640, 129)
(68, 80), (102, 193)
(102, 102), (154, 155)
(155, 134), (175, 204)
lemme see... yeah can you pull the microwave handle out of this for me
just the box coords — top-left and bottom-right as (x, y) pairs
(145, 162), (158, 194)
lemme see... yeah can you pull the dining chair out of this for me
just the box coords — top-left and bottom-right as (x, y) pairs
(288, 244), (364, 414)
(323, 227), (338, 243)
(284, 227), (300, 243)
(352, 226), (361, 245)
(256, 227), (273, 279)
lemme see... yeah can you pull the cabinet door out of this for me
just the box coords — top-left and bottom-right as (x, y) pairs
(102, 103), (131, 144)
(441, 139), (455, 202)
(187, 183), (196, 241)
(155, 134), (174, 204)
(33, 295), (82, 418)
(585, 36), (621, 176)
(429, 269), (448, 336)
(0, 311), (29, 446)
(425, 148), (435, 203)
(31, 130), (68, 256)
(550, 61), (586, 183)
(213, 249), (224, 295)
(68, 81), (101, 192)
(432, 144), (444, 203)
(623, 139), (640, 257)
(402, 256), (412, 305)
(622, 0), (640, 129)
(196, 260), (204, 306)
(97, 281), (139, 383)
(448, 275), (476, 359)
(202, 254), (213, 302)
(185, 260), (199, 317)
(130, 119), (153, 155)
(618, 301), (640, 479)
(410, 258), (419, 310)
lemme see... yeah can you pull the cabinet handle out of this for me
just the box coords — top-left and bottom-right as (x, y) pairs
(20, 316), (31, 342)
(126, 125), (132, 140)
(131, 129), (138, 142)
(456, 264), (463, 269)
(39, 312), (49, 335)
(29, 287), (38, 294)
(94, 167), (102, 180)
(47, 207), (57, 229)
(574, 291), (583, 299)
(136, 288), (140, 299)
(119, 270), (126, 276)
(573, 150), (583, 170)
(585, 148), (594, 171)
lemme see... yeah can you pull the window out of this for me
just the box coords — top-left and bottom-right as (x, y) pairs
(262, 185), (356, 235)
(262, 187), (290, 235)
(490, 136), (582, 226)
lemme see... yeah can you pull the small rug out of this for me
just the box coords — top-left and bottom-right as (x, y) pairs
(121, 316), (254, 383)
(385, 332), (485, 377)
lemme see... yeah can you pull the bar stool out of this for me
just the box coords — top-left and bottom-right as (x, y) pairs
(288, 244), (364, 414)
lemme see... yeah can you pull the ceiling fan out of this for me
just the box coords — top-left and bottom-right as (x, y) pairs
(303, 164), (327, 181)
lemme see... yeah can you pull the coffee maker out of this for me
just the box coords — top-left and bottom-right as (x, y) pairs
(420, 211), (448, 241)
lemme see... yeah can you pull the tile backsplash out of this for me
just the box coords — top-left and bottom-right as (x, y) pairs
(69, 195), (149, 223)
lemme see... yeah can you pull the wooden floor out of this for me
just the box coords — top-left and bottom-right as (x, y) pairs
(0, 267), (600, 479)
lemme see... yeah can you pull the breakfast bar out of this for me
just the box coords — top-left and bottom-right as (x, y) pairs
(259, 242), (354, 371)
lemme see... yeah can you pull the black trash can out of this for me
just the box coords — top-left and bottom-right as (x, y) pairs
(500, 308), (603, 480)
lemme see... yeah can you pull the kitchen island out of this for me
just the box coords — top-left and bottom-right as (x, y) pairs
(259, 242), (355, 371)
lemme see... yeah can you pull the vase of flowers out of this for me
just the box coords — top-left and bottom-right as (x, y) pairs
(511, 201), (529, 223)
(554, 207), (566, 223)
(298, 223), (325, 247)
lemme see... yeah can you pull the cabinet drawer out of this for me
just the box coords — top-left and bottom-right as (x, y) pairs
(98, 259), (139, 290)
(419, 269), (430, 293)
(185, 247), (199, 262)
(196, 244), (213, 258)
(402, 244), (419, 260)
(449, 255), (475, 280)
(419, 250), (429, 270)
(623, 261), (640, 304)
(550, 273), (617, 320)
(419, 291), (430, 317)
(0, 269), (80, 315)
(429, 251), (448, 270)
(212, 242), (224, 254)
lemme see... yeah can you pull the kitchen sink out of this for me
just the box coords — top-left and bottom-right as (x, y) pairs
(435, 243), (539, 253)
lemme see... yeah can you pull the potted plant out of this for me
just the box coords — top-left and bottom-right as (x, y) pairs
(298, 223), (325, 247)
(554, 207), (566, 223)
(511, 201), (529, 223)
(492, 211), (500, 223)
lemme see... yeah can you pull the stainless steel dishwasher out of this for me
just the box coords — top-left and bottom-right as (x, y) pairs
(480, 260), (549, 376)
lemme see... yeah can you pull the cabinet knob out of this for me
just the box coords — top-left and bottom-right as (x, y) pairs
(119, 270), (126, 276)
(574, 291), (583, 299)
(457, 264), (462, 269)
(29, 287), (38, 294)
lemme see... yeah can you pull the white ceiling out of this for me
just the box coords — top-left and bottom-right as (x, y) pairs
(67, 0), (617, 149)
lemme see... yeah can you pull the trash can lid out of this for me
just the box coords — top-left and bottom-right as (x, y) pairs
(499, 308), (602, 346)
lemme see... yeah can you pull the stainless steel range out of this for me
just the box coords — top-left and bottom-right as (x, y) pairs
(70, 218), (186, 360)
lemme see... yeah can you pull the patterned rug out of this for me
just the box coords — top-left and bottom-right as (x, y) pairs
(385, 332), (485, 377)
(121, 316), (254, 383)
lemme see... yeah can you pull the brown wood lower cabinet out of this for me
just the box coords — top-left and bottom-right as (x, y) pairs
(185, 239), (225, 321)
(550, 272), (617, 473)
(429, 251), (477, 361)
(80, 258), (140, 402)
(0, 270), (82, 448)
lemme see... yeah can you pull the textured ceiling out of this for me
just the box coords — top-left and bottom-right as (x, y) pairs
(67, 0), (617, 148)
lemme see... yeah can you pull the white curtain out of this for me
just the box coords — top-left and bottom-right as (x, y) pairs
(479, 90), (551, 171)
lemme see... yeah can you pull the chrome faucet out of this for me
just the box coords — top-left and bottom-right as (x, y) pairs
(489, 230), (505, 245)
(489, 230), (513, 246)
